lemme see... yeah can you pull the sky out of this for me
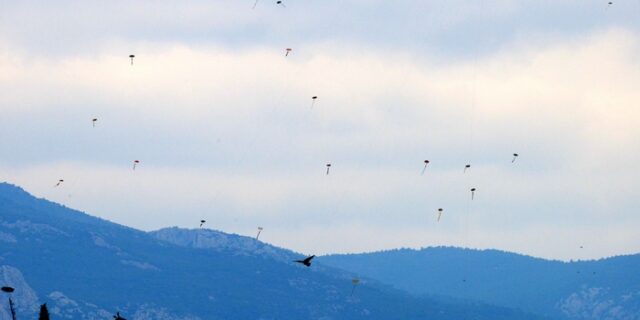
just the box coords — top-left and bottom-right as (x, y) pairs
(1, 0), (639, 261)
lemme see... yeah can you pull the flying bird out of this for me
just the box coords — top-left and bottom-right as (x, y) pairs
(295, 255), (315, 267)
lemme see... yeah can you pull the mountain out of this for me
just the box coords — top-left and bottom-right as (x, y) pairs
(0, 182), (544, 319)
(322, 247), (640, 320)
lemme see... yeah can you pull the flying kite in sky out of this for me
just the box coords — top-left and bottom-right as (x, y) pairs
(421, 160), (430, 175)
(311, 96), (318, 108)
(133, 160), (140, 170)
(276, 0), (286, 7)
(437, 208), (443, 222)
(256, 226), (264, 240)
(512, 153), (519, 163)
(2, 286), (16, 320)
(464, 164), (471, 173)
(129, 54), (135, 65)
(326, 163), (332, 175)
(350, 278), (360, 296)
(295, 255), (315, 267)
(92, 118), (97, 127)
(199, 220), (206, 228)
(285, 48), (292, 57)
(252, 0), (259, 9)
(471, 188), (477, 200)
(113, 312), (127, 320)
(54, 179), (64, 187)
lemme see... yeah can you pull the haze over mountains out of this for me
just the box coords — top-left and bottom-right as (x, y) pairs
(0, 182), (542, 319)
(323, 248), (640, 319)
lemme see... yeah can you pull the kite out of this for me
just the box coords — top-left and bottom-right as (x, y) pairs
(421, 160), (430, 175)
(350, 278), (360, 296)
(256, 226), (264, 240)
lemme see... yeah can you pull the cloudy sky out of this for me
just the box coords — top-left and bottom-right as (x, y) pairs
(1, 0), (639, 260)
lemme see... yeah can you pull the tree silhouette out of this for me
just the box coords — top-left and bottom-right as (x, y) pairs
(39, 303), (50, 320)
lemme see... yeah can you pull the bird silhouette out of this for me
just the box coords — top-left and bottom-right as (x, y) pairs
(294, 255), (315, 267)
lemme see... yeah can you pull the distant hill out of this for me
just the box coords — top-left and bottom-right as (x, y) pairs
(322, 247), (640, 319)
(0, 182), (543, 319)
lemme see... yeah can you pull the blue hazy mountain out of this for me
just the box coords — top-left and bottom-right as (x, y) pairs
(0, 182), (543, 319)
(322, 247), (640, 319)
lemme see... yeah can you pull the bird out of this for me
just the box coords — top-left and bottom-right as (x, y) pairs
(294, 255), (315, 267)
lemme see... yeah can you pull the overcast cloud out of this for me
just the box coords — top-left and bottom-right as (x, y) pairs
(1, 0), (639, 260)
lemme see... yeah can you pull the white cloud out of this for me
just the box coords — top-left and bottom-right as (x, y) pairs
(1, 4), (639, 259)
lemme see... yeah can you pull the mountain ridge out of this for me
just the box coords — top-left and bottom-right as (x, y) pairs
(0, 182), (544, 319)
(322, 247), (640, 319)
